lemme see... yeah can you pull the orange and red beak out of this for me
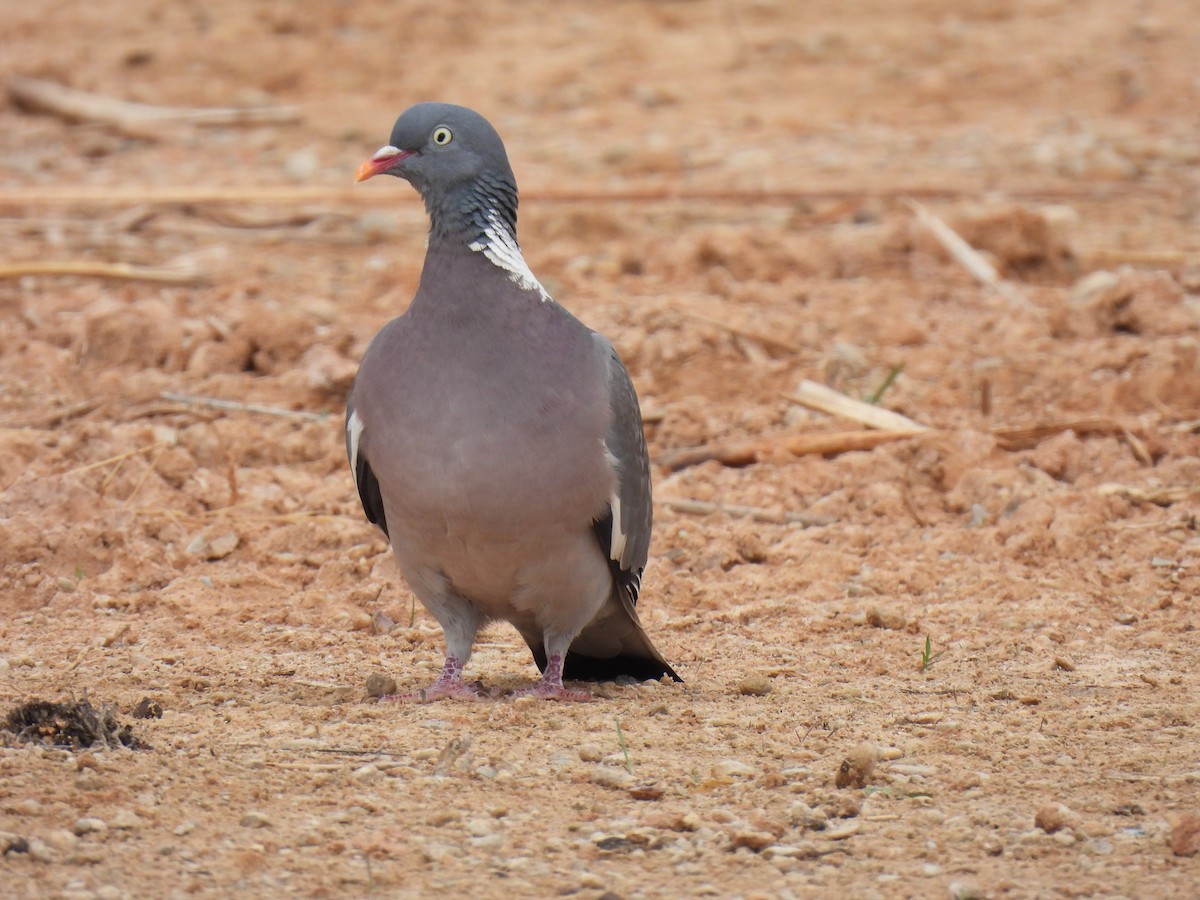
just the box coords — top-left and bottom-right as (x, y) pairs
(355, 145), (416, 183)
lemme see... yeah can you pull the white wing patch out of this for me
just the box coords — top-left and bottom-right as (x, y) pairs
(609, 491), (627, 564)
(468, 208), (551, 302)
(347, 409), (365, 475)
(602, 443), (626, 564)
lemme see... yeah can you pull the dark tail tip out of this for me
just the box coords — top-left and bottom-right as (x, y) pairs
(560, 651), (683, 684)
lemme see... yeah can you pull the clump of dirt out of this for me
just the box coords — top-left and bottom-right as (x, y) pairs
(3, 697), (146, 750)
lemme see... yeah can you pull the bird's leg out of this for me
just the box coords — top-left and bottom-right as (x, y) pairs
(514, 635), (593, 701)
(382, 655), (488, 702)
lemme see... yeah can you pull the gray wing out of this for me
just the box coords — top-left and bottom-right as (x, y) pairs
(592, 339), (652, 605)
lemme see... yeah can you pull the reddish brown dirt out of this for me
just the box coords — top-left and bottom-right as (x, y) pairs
(2, 1), (1199, 897)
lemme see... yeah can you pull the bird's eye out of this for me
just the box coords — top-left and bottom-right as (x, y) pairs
(432, 126), (453, 146)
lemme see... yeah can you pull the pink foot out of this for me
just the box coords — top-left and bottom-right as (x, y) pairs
(380, 657), (490, 703)
(512, 654), (593, 702)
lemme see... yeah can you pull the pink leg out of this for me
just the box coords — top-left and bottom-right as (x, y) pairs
(513, 654), (593, 702)
(381, 657), (489, 703)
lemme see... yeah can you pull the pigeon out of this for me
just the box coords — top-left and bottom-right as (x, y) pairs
(348, 102), (680, 701)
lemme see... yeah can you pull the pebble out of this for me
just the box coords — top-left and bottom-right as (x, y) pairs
(26, 838), (56, 863)
(351, 764), (382, 784)
(240, 811), (272, 829)
(835, 743), (879, 789)
(629, 782), (665, 801)
(45, 829), (80, 852)
(464, 818), (494, 837)
(730, 830), (775, 852)
(866, 606), (907, 630)
(788, 801), (828, 830)
(579, 872), (605, 889)
(824, 821), (860, 840)
(737, 676), (772, 696)
(10, 798), (43, 816)
(72, 817), (108, 837)
(713, 758), (756, 779)
(365, 673), (398, 697)
(1053, 655), (1076, 672)
(643, 811), (699, 832)
(110, 809), (143, 830)
(1035, 803), (1081, 834)
(1171, 814), (1200, 857)
(590, 767), (634, 790)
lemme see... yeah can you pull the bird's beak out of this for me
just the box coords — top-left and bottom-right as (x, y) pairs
(355, 145), (416, 183)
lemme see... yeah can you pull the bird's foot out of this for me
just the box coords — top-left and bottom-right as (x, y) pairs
(512, 654), (593, 702)
(380, 657), (491, 703)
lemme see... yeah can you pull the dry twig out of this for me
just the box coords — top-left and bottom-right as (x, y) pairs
(1097, 483), (1197, 506)
(0, 261), (205, 284)
(907, 199), (1033, 310)
(8, 75), (301, 129)
(657, 496), (834, 527)
(159, 391), (329, 422)
(657, 429), (923, 471)
(789, 379), (930, 432)
(991, 417), (1139, 451)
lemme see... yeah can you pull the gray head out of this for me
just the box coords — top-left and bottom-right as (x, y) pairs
(356, 102), (519, 240)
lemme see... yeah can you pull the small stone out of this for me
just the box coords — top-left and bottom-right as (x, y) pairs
(110, 809), (143, 830)
(10, 798), (43, 816)
(365, 672), (398, 698)
(132, 697), (163, 719)
(206, 532), (239, 559)
(590, 767), (634, 790)
(1035, 803), (1080, 834)
(835, 742), (879, 789)
(713, 759), (756, 779)
(824, 821), (860, 840)
(1053, 656), (1076, 672)
(730, 830), (775, 852)
(830, 794), (863, 819)
(579, 872), (605, 889)
(72, 817), (108, 837)
(1171, 814), (1200, 857)
(184, 534), (209, 555)
(1115, 611), (1139, 625)
(737, 676), (772, 696)
(788, 801), (828, 830)
(26, 838), (55, 863)
(351, 764), (381, 784)
(866, 607), (906, 630)
(948, 881), (983, 900)
(240, 811), (272, 829)
(629, 782), (665, 801)
(642, 811), (689, 831)
(464, 818), (493, 837)
(44, 829), (79, 852)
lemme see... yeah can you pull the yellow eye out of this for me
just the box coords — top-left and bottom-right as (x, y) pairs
(432, 126), (453, 146)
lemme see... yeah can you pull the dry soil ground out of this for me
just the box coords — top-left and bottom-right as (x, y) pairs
(1, 1), (1199, 898)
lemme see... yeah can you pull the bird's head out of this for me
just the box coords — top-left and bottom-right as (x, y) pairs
(356, 103), (517, 220)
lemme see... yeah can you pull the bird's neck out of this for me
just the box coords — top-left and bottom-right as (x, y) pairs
(425, 178), (550, 302)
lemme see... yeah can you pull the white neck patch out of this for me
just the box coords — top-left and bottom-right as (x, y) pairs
(468, 209), (551, 302)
